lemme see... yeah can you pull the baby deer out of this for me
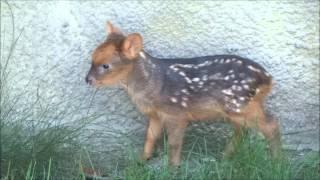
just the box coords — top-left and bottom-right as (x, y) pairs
(86, 22), (281, 166)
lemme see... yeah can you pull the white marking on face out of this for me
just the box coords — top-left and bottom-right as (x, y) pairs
(170, 97), (178, 103)
(224, 76), (230, 80)
(222, 89), (234, 96)
(233, 80), (239, 83)
(190, 86), (195, 90)
(214, 59), (219, 63)
(139, 51), (146, 59)
(231, 58), (236, 62)
(239, 97), (245, 101)
(230, 74), (236, 79)
(256, 88), (260, 93)
(240, 80), (246, 84)
(181, 101), (188, 107)
(228, 70), (234, 74)
(226, 59), (231, 63)
(198, 81), (204, 85)
(247, 65), (261, 73)
(235, 108), (241, 113)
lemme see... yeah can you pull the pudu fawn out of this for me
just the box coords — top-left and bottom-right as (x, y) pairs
(86, 22), (281, 166)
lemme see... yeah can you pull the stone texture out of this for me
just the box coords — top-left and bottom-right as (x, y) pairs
(1, 0), (319, 169)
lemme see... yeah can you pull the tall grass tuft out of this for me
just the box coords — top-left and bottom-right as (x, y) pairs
(1, 1), (102, 179)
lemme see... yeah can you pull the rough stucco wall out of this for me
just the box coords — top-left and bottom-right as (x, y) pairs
(1, 0), (319, 166)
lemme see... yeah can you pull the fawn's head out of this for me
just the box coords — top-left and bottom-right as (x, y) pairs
(86, 21), (143, 86)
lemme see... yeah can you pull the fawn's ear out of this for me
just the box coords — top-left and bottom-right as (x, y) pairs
(106, 21), (123, 35)
(121, 33), (143, 60)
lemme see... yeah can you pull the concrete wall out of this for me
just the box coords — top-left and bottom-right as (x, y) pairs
(1, 0), (319, 165)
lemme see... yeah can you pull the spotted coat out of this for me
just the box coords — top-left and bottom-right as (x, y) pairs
(153, 55), (272, 113)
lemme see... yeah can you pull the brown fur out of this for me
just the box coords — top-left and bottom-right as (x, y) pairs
(86, 22), (281, 166)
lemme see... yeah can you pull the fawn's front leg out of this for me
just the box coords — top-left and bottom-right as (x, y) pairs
(142, 117), (163, 160)
(165, 120), (189, 166)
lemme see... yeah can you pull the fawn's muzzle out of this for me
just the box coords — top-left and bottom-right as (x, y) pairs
(85, 74), (96, 85)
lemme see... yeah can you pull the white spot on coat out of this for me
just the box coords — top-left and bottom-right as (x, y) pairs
(243, 84), (250, 90)
(248, 65), (261, 73)
(185, 77), (192, 84)
(209, 73), (223, 80)
(192, 77), (200, 82)
(222, 89), (234, 96)
(198, 61), (212, 67)
(202, 75), (208, 81)
(179, 71), (186, 76)
(181, 101), (188, 107)
(170, 97), (178, 103)
(181, 89), (189, 94)
(182, 96), (189, 101)
(236, 60), (243, 65)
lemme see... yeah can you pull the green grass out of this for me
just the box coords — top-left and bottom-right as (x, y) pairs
(119, 131), (320, 180)
(1, 2), (99, 179)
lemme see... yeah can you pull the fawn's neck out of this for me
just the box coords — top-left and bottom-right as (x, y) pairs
(125, 51), (162, 98)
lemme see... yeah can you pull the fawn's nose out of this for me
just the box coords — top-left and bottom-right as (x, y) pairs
(85, 75), (96, 85)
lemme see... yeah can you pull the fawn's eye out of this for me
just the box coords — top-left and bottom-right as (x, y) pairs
(102, 64), (109, 69)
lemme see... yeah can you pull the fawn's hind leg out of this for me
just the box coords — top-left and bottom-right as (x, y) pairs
(227, 102), (281, 158)
(257, 113), (282, 158)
